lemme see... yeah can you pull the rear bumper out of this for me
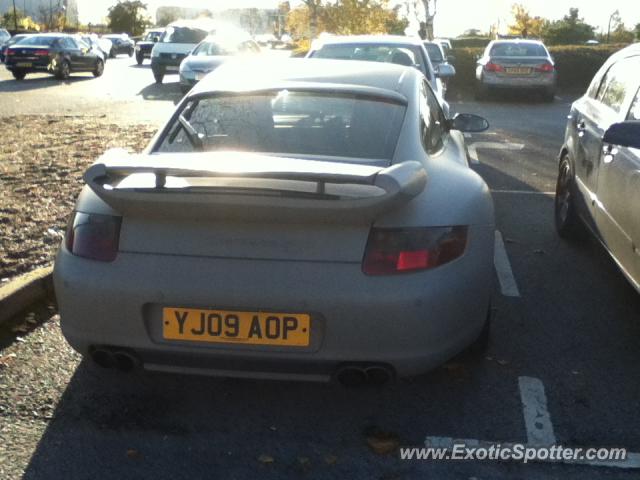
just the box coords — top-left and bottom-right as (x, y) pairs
(481, 72), (556, 89)
(54, 225), (495, 380)
(5, 59), (51, 72)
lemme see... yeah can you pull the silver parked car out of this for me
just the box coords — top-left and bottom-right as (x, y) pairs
(179, 34), (259, 93)
(423, 41), (456, 95)
(54, 58), (494, 384)
(306, 35), (453, 114)
(555, 44), (640, 292)
(476, 39), (557, 102)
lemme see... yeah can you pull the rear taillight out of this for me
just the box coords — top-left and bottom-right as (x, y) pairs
(535, 62), (555, 73)
(6, 49), (14, 56)
(484, 62), (504, 73)
(65, 212), (122, 262)
(362, 226), (468, 275)
(34, 49), (50, 56)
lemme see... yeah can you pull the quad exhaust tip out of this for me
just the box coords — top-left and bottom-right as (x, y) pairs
(335, 364), (394, 387)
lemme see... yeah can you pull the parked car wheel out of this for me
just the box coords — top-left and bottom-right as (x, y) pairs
(12, 69), (26, 80)
(109, 48), (115, 59)
(55, 60), (71, 80)
(128, 47), (134, 57)
(93, 59), (104, 77)
(554, 155), (585, 240)
(475, 82), (489, 101)
(153, 66), (165, 84)
(136, 51), (144, 65)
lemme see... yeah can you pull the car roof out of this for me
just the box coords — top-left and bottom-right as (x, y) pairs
(313, 34), (426, 48)
(490, 39), (546, 46)
(191, 58), (417, 100)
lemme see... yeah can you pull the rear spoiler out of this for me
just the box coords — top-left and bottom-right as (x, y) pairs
(83, 151), (427, 223)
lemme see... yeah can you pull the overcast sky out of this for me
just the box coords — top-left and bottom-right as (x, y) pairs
(77, 0), (640, 37)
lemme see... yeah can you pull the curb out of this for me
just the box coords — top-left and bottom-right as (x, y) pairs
(0, 266), (54, 326)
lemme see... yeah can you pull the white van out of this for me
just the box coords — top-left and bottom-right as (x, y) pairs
(151, 20), (216, 84)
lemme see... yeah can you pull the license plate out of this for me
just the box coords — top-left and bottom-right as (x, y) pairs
(506, 67), (531, 75)
(162, 307), (311, 346)
(16, 62), (32, 68)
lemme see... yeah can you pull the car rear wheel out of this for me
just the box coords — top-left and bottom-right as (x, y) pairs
(12, 69), (26, 80)
(55, 60), (70, 80)
(136, 51), (144, 65)
(555, 155), (586, 240)
(475, 82), (489, 101)
(109, 48), (115, 59)
(93, 58), (104, 77)
(128, 48), (134, 57)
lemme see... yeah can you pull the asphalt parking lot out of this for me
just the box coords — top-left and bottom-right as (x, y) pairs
(1, 56), (640, 479)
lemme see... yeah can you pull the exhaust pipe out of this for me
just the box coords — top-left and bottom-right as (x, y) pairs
(91, 349), (115, 369)
(113, 351), (140, 372)
(335, 365), (368, 387)
(335, 364), (394, 386)
(364, 366), (393, 386)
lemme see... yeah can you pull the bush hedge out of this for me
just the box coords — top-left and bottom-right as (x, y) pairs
(449, 43), (631, 92)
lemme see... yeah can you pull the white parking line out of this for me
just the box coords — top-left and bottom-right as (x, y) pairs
(518, 376), (557, 445)
(468, 142), (525, 164)
(494, 231), (520, 297)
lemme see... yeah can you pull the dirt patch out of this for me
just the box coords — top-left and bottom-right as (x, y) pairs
(0, 116), (156, 282)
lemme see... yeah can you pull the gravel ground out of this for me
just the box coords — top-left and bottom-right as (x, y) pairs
(0, 116), (156, 282)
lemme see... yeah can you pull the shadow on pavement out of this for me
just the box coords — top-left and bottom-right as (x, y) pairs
(138, 81), (183, 104)
(0, 74), (94, 92)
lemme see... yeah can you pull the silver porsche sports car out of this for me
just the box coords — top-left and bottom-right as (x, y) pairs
(54, 58), (495, 384)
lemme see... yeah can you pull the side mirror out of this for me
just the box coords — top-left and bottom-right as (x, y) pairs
(603, 121), (640, 149)
(436, 63), (456, 78)
(448, 113), (489, 133)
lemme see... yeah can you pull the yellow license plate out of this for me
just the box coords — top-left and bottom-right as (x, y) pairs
(162, 307), (311, 346)
(506, 67), (531, 75)
(17, 62), (32, 68)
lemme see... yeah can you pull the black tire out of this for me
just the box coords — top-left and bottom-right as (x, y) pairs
(153, 67), (165, 84)
(128, 48), (134, 57)
(543, 89), (556, 103)
(475, 82), (489, 101)
(55, 60), (70, 80)
(109, 48), (115, 59)
(12, 69), (26, 80)
(93, 58), (104, 77)
(554, 155), (586, 240)
(136, 51), (144, 65)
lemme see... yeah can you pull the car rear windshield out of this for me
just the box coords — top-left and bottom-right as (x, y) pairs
(162, 27), (208, 44)
(423, 43), (444, 63)
(490, 43), (547, 57)
(157, 91), (406, 162)
(16, 36), (58, 46)
(192, 40), (238, 56)
(312, 44), (422, 68)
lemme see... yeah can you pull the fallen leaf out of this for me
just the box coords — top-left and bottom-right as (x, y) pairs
(324, 454), (338, 465)
(258, 454), (274, 464)
(366, 432), (400, 455)
(126, 449), (142, 459)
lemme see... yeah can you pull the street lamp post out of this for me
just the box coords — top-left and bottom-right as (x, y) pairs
(607, 9), (619, 43)
(12, 0), (18, 31)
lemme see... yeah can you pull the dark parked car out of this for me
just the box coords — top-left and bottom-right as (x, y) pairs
(555, 43), (640, 292)
(135, 29), (164, 65)
(0, 34), (30, 62)
(77, 34), (108, 62)
(103, 34), (134, 58)
(5, 33), (105, 80)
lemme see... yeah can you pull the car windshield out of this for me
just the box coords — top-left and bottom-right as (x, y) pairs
(424, 43), (444, 63)
(162, 27), (208, 44)
(313, 44), (422, 68)
(490, 43), (547, 57)
(192, 40), (238, 56)
(158, 91), (406, 162)
(9, 35), (27, 45)
(144, 32), (162, 41)
(16, 36), (59, 46)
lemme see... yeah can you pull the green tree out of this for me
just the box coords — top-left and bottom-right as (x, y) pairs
(508, 4), (547, 38)
(608, 23), (635, 44)
(633, 22), (640, 40)
(543, 8), (595, 45)
(107, 1), (150, 36)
